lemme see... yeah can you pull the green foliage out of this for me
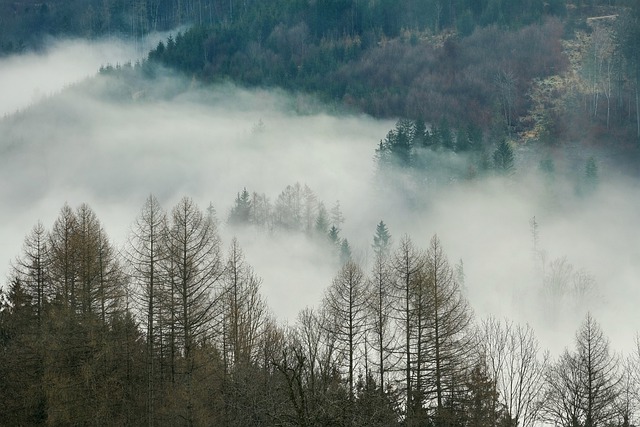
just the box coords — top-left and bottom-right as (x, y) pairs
(493, 139), (515, 174)
(229, 187), (252, 225)
(372, 220), (392, 257)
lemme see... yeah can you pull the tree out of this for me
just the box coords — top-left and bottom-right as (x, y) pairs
(323, 260), (368, 399)
(391, 235), (425, 424)
(328, 225), (341, 247)
(220, 237), (268, 424)
(302, 185), (319, 234)
(340, 238), (352, 264)
(315, 202), (330, 236)
(165, 197), (224, 424)
(495, 69), (517, 132)
(422, 234), (473, 423)
(620, 2), (640, 139)
(221, 237), (267, 369)
(274, 183), (304, 231)
(125, 194), (167, 427)
(251, 192), (271, 228)
(48, 203), (79, 312)
(229, 187), (252, 225)
(74, 203), (124, 322)
(542, 313), (620, 427)
(10, 221), (51, 328)
(372, 220), (392, 257)
(493, 139), (515, 174)
(330, 200), (345, 231)
(0, 277), (47, 425)
(459, 362), (507, 427)
(367, 244), (397, 399)
(477, 317), (547, 427)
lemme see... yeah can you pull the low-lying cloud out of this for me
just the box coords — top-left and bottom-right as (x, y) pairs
(1, 38), (639, 355)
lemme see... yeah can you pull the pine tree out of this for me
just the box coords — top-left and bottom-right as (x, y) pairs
(229, 188), (252, 225)
(493, 139), (515, 174)
(372, 220), (392, 257)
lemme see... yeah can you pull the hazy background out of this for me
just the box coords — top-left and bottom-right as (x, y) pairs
(1, 38), (639, 357)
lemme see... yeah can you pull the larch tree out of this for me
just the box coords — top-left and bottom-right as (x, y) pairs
(323, 260), (369, 399)
(221, 237), (267, 370)
(422, 234), (473, 425)
(220, 237), (269, 426)
(390, 235), (425, 425)
(125, 194), (167, 427)
(367, 244), (397, 396)
(48, 203), (79, 312)
(10, 221), (51, 329)
(274, 183), (304, 231)
(165, 196), (224, 424)
(543, 313), (620, 427)
(74, 203), (124, 321)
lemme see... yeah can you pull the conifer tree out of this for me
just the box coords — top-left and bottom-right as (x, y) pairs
(372, 220), (392, 257)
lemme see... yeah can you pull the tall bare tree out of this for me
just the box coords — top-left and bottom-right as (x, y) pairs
(221, 237), (267, 370)
(323, 260), (368, 398)
(543, 313), (620, 427)
(165, 196), (224, 425)
(391, 235), (424, 424)
(421, 234), (473, 424)
(125, 194), (167, 427)
(477, 317), (547, 427)
(367, 249), (397, 396)
(10, 221), (51, 329)
(48, 204), (79, 312)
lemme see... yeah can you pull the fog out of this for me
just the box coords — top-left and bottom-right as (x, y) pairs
(1, 38), (639, 357)
(0, 34), (175, 117)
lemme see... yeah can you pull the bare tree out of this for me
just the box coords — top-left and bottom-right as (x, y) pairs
(74, 203), (124, 321)
(125, 194), (167, 427)
(165, 197), (224, 425)
(421, 234), (473, 423)
(221, 237), (267, 370)
(10, 221), (51, 329)
(542, 313), (620, 427)
(48, 204), (79, 312)
(477, 317), (547, 427)
(323, 260), (368, 398)
(391, 235), (424, 424)
(367, 250), (397, 396)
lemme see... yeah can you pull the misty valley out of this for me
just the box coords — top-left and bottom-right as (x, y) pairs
(2, 0), (640, 426)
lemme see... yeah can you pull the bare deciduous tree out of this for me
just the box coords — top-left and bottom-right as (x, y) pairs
(542, 313), (620, 427)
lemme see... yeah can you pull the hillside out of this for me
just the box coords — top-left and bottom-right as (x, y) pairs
(2, 1), (639, 147)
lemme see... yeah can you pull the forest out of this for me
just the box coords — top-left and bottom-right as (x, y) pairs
(1, 190), (638, 427)
(2, 0), (640, 145)
(1, 0), (640, 426)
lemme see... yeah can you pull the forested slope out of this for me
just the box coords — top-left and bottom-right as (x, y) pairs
(3, 0), (640, 144)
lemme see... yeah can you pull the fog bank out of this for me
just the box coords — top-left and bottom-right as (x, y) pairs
(1, 39), (639, 354)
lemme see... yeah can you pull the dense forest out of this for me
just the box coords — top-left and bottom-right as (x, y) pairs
(3, 0), (640, 145)
(1, 192), (637, 427)
(2, 0), (640, 426)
